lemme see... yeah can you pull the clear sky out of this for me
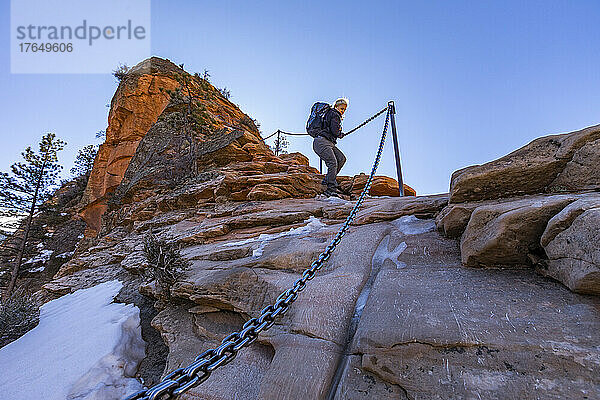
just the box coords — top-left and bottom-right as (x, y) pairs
(1, 0), (599, 195)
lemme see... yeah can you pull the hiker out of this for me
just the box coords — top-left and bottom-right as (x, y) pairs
(312, 97), (348, 197)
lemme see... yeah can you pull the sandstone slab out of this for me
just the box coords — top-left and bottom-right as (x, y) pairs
(460, 195), (576, 267)
(337, 236), (600, 400)
(449, 124), (600, 203)
(542, 196), (600, 295)
(353, 194), (448, 226)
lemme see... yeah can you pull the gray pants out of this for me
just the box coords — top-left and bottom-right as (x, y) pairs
(313, 136), (346, 189)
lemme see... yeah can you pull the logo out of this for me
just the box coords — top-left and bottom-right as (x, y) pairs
(11, 0), (151, 73)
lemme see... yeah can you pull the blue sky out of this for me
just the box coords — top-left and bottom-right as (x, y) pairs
(1, 0), (599, 195)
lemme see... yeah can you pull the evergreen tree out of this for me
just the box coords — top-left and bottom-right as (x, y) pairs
(95, 130), (106, 140)
(112, 63), (129, 82)
(162, 64), (214, 176)
(218, 87), (231, 99)
(271, 133), (289, 156)
(70, 144), (98, 181)
(0, 133), (66, 298)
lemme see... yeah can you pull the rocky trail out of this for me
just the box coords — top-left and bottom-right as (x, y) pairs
(33, 192), (600, 400)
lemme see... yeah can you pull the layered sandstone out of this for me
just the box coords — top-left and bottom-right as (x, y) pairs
(79, 58), (183, 236)
(449, 124), (600, 203)
(38, 192), (600, 400)
(437, 124), (600, 294)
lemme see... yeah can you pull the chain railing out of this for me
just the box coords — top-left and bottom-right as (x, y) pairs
(123, 104), (391, 400)
(262, 105), (388, 141)
(343, 106), (387, 136)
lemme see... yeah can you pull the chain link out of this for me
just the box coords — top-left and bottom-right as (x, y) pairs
(343, 106), (387, 136)
(124, 105), (391, 400)
(262, 105), (388, 140)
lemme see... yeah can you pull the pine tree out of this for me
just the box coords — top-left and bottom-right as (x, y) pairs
(0, 133), (66, 299)
(163, 64), (214, 176)
(70, 144), (98, 181)
(218, 87), (231, 99)
(271, 133), (289, 156)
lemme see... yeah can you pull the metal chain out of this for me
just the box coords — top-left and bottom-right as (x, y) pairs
(343, 106), (387, 136)
(277, 130), (308, 136)
(262, 130), (281, 140)
(262, 105), (388, 140)
(124, 105), (391, 400)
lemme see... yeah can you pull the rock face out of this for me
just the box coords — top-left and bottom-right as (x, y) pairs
(460, 194), (576, 267)
(436, 123), (600, 294)
(338, 173), (417, 197)
(540, 194), (600, 294)
(80, 58), (183, 236)
(36, 196), (599, 400)
(449, 124), (600, 203)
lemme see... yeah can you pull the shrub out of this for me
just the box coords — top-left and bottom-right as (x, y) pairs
(218, 87), (231, 99)
(113, 63), (130, 82)
(0, 290), (39, 348)
(142, 234), (187, 296)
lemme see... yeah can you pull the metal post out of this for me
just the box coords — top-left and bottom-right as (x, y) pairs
(319, 158), (323, 174)
(388, 101), (405, 196)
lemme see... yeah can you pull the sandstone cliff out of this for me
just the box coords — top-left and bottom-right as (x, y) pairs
(8, 57), (599, 400)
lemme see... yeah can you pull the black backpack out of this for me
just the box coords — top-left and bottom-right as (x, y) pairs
(306, 102), (331, 138)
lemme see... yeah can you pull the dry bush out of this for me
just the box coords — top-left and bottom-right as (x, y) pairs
(142, 234), (188, 297)
(0, 290), (39, 348)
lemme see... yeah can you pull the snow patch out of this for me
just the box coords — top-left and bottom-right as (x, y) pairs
(0, 214), (23, 233)
(224, 216), (326, 257)
(372, 234), (407, 270)
(23, 249), (54, 265)
(391, 215), (435, 235)
(322, 196), (351, 205)
(56, 251), (75, 259)
(0, 280), (145, 400)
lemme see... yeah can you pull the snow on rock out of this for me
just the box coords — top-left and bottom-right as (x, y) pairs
(320, 195), (351, 205)
(56, 251), (75, 259)
(28, 265), (46, 273)
(23, 249), (54, 265)
(372, 234), (407, 270)
(224, 216), (327, 257)
(391, 215), (435, 235)
(0, 280), (145, 400)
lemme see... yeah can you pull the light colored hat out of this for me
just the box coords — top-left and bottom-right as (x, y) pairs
(334, 97), (349, 107)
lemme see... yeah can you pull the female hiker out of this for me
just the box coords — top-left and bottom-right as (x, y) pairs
(312, 97), (348, 197)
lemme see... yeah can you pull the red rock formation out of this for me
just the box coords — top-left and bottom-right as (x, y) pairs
(79, 58), (182, 236)
(339, 173), (416, 197)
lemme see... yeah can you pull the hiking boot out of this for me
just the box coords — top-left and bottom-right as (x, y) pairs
(323, 187), (341, 198)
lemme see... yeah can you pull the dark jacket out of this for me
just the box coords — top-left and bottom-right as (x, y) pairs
(318, 108), (343, 144)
